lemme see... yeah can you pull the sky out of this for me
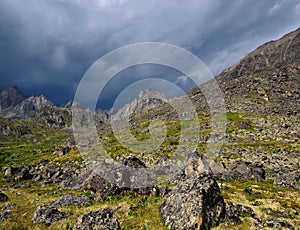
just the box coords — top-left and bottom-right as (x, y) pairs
(0, 0), (300, 109)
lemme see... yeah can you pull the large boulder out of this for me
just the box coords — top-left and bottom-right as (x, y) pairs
(74, 208), (120, 230)
(60, 169), (121, 201)
(160, 152), (225, 230)
(60, 155), (152, 200)
(213, 160), (266, 182)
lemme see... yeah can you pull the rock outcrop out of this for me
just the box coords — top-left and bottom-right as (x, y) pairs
(32, 205), (71, 225)
(74, 208), (120, 230)
(160, 152), (225, 230)
(50, 194), (92, 208)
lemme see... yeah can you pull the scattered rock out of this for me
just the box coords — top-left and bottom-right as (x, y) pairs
(0, 211), (12, 223)
(263, 208), (293, 219)
(1, 202), (17, 211)
(238, 121), (251, 129)
(53, 146), (71, 157)
(32, 205), (71, 225)
(121, 155), (146, 168)
(160, 153), (225, 230)
(224, 201), (255, 224)
(74, 208), (120, 230)
(274, 171), (300, 190)
(0, 192), (9, 202)
(243, 187), (253, 195)
(263, 218), (295, 230)
(50, 194), (92, 207)
(60, 170), (121, 201)
(61, 155), (153, 200)
(220, 160), (266, 182)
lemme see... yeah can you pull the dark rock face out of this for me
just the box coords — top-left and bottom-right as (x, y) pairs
(263, 208), (292, 219)
(228, 161), (265, 182)
(0, 192), (9, 202)
(3, 161), (83, 186)
(273, 170), (300, 190)
(214, 160), (265, 182)
(3, 165), (33, 181)
(60, 170), (121, 201)
(32, 205), (71, 225)
(160, 153), (225, 230)
(50, 194), (92, 208)
(0, 211), (12, 223)
(1, 94), (53, 119)
(60, 156), (153, 200)
(121, 155), (146, 168)
(224, 201), (255, 224)
(262, 219), (295, 230)
(74, 208), (120, 230)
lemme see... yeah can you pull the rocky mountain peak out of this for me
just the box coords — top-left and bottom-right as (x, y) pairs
(0, 86), (54, 119)
(112, 88), (168, 121)
(0, 85), (27, 111)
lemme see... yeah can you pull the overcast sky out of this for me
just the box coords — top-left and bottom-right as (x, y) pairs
(0, 0), (300, 109)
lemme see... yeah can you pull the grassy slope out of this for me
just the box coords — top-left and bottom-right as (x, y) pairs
(0, 112), (299, 229)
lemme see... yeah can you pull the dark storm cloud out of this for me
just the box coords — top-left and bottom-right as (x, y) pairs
(0, 0), (299, 108)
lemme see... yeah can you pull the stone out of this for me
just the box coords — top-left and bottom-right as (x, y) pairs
(60, 170), (121, 201)
(224, 201), (255, 224)
(225, 160), (265, 182)
(50, 194), (92, 207)
(60, 155), (153, 200)
(74, 208), (120, 230)
(274, 171), (300, 190)
(0, 211), (12, 223)
(160, 153), (225, 230)
(32, 205), (71, 225)
(121, 155), (146, 168)
(263, 208), (293, 219)
(263, 219), (295, 230)
(1, 202), (17, 211)
(0, 192), (9, 202)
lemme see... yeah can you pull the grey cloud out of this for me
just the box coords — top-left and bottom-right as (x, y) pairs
(0, 0), (299, 108)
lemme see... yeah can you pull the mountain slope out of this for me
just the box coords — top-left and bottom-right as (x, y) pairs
(217, 27), (300, 115)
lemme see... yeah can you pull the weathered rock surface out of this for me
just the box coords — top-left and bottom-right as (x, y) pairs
(60, 169), (122, 201)
(60, 155), (153, 200)
(213, 160), (266, 182)
(224, 201), (255, 224)
(50, 194), (92, 207)
(160, 152), (225, 230)
(0, 192), (9, 202)
(262, 218), (295, 230)
(74, 208), (120, 230)
(3, 161), (83, 186)
(0, 211), (12, 223)
(32, 205), (71, 225)
(271, 169), (300, 190)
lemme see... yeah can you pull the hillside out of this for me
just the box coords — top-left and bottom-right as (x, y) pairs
(0, 28), (299, 229)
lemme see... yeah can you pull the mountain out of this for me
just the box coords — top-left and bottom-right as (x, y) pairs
(218, 27), (300, 115)
(111, 88), (169, 121)
(187, 27), (300, 116)
(0, 86), (54, 119)
(0, 86), (27, 111)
